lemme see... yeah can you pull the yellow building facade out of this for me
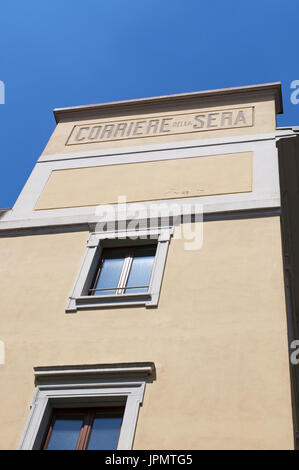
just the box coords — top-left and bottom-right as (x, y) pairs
(0, 83), (298, 450)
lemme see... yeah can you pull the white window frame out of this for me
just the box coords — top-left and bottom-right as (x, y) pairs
(66, 227), (173, 313)
(19, 362), (155, 450)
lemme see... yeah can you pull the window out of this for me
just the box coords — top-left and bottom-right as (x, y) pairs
(43, 407), (124, 450)
(19, 362), (156, 450)
(66, 227), (173, 312)
(90, 245), (156, 296)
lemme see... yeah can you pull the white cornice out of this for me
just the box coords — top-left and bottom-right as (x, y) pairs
(53, 82), (283, 123)
(34, 362), (156, 384)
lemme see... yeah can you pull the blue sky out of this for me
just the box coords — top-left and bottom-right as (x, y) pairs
(0, 0), (298, 208)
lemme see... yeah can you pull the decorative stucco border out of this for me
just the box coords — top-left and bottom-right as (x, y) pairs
(66, 227), (173, 312)
(19, 362), (156, 450)
(0, 134), (280, 232)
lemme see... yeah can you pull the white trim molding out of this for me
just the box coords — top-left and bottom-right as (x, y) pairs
(19, 362), (156, 450)
(66, 226), (173, 313)
(0, 135), (281, 233)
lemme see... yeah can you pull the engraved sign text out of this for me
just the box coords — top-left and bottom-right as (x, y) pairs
(66, 107), (254, 145)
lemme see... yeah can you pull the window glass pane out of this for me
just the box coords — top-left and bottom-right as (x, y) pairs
(46, 416), (83, 450)
(93, 249), (127, 296)
(125, 246), (156, 294)
(87, 413), (123, 450)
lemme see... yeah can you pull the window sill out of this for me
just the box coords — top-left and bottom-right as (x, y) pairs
(66, 292), (156, 312)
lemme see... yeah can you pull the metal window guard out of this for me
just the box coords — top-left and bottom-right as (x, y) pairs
(89, 286), (149, 293)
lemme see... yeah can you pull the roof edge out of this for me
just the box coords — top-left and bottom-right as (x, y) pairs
(53, 82), (283, 123)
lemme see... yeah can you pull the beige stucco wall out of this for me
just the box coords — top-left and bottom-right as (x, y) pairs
(41, 98), (276, 156)
(0, 216), (293, 449)
(35, 152), (252, 210)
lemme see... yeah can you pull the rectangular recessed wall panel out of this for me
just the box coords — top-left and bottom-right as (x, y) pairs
(35, 152), (253, 210)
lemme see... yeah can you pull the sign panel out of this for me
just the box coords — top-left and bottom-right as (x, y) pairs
(66, 107), (254, 145)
